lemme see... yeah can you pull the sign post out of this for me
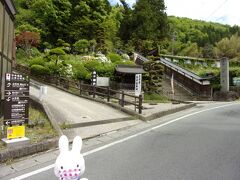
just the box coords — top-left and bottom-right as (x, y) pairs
(135, 74), (142, 96)
(2, 73), (29, 145)
(91, 70), (97, 86)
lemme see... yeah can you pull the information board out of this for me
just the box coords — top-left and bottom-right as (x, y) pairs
(4, 73), (29, 126)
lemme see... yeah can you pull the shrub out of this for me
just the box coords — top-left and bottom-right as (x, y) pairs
(230, 67), (240, 77)
(72, 63), (90, 80)
(114, 60), (135, 66)
(49, 48), (66, 56)
(73, 39), (90, 54)
(107, 53), (122, 63)
(84, 60), (102, 72)
(30, 47), (41, 57)
(30, 65), (50, 76)
(29, 57), (45, 67)
(16, 48), (28, 65)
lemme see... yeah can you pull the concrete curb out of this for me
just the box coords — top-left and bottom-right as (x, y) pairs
(0, 138), (58, 163)
(140, 103), (196, 121)
(67, 117), (137, 128)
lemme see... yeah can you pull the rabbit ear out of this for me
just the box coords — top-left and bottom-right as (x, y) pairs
(71, 136), (82, 153)
(59, 135), (69, 153)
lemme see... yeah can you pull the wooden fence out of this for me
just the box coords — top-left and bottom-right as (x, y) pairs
(14, 64), (143, 114)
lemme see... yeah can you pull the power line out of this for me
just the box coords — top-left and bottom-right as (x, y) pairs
(206, 0), (229, 20)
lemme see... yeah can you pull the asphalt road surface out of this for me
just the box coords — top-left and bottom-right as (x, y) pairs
(7, 103), (240, 180)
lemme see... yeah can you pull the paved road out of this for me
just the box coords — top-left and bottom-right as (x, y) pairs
(4, 102), (240, 180)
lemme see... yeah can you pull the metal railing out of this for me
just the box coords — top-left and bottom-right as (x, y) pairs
(14, 64), (143, 114)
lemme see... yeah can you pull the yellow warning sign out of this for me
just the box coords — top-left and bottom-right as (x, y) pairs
(7, 126), (25, 139)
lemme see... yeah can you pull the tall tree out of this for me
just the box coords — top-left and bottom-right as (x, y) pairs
(131, 0), (168, 42)
(214, 34), (240, 59)
(69, 0), (111, 43)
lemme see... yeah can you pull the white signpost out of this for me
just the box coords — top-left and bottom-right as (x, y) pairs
(135, 74), (142, 96)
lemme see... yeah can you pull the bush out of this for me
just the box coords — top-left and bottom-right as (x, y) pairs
(107, 53), (122, 63)
(84, 60), (102, 72)
(30, 47), (41, 57)
(114, 60), (135, 66)
(230, 67), (240, 77)
(29, 57), (45, 67)
(73, 39), (90, 54)
(72, 63), (90, 80)
(16, 48), (28, 64)
(30, 65), (50, 76)
(49, 48), (66, 56)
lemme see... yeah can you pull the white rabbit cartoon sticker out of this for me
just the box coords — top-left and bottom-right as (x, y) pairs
(54, 135), (88, 180)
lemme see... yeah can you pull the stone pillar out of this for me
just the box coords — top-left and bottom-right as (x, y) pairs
(220, 57), (229, 92)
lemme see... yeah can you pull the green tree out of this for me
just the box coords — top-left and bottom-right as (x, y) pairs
(180, 43), (202, 57)
(73, 39), (90, 54)
(131, 0), (168, 46)
(49, 47), (66, 65)
(214, 34), (240, 59)
(69, 0), (111, 42)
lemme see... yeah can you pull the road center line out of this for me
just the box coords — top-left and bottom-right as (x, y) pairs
(11, 103), (237, 180)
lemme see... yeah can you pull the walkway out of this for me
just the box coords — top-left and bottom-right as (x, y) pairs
(30, 80), (141, 140)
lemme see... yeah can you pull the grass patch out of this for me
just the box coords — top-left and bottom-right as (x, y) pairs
(26, 106), (57, 143)
(0, 105), (57, 150)
(144, 93), (170, 103)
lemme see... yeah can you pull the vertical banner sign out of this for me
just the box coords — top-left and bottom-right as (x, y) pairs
(4, 73), (29, 126)
(91, 71), (97, 86)
(135, 74), (142, 96)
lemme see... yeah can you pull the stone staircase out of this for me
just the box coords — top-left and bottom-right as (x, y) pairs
(162, 75), (197, 101)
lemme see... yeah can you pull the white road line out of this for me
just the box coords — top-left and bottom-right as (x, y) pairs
(11, 103), (237, 180)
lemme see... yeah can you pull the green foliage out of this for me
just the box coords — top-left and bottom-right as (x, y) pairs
(30, 64), (50, 76)
(230, 67), (240, 77)
(107, 53), (122, 63)
(72, 63), (90, 80)
(49, 48), (66, 56)
(30, 47), (41, 57)
(144, 93), (169, 103)
(84, 60), (102, 72)
(119, 0), (168, 52)
(143, 59), (163, 94)
(16, 48), (28, 65)
(180, 43), (202, 57)
(214, 34), (240, 59)
(73, 39), (90, 54)
(29, 57), (45, 67)
(16, 24), (41, 34)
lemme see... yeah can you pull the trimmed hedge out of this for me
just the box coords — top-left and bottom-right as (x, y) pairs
(30, 65), (50, 76)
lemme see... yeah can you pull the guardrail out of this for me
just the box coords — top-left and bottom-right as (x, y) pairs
(14, 64), (143, 114)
